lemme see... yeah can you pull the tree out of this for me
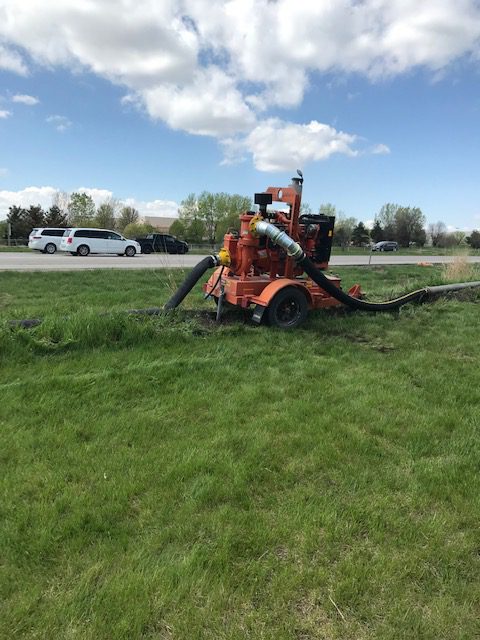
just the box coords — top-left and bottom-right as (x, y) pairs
(177, 193), (205, 242)
(45, 205), (68, 227)
(370, 220), (384, 243)
(318, 203), (338, 217)
(394, 206), (426, 247)
(332, 213), (357, 247)
(95, 201), (117, 229)
(178, 193), (198, 222)
(300, 202), (312, 215)
(197, 192), (251, 244)
(467, 230), (480, 249)
(428, 221), (447, 247)
(117, 206), (139, 232)
(169, 219), (187, 239)
(351, 221), (371, 246)
(377, 203), (399, 240)
(186, 218), (207, 243)
(178, 192), (251, 244)
(68, 192), (96, 226)
(7, 206), (30, 238)
(0, 219), (8, 240)
(122, 222), (155, 239)
(52, 190), (70, 216)
(24, 205), (45, 231)
(452, 230), (466, 246)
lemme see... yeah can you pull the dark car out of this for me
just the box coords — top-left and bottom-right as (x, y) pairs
(135, 233), (189, 255)
(372, 241), (399, 252)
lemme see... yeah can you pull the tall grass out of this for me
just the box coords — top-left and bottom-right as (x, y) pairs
(442, 254), (476, 283)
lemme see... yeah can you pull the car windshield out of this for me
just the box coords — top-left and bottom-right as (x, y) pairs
(146, 234), (154, 239)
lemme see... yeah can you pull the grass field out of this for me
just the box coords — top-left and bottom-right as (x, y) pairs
(1, 265), (480, 639)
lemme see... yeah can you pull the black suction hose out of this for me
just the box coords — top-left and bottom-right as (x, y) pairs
(164, 255), (218, 310)
(300, 255), (428, 311)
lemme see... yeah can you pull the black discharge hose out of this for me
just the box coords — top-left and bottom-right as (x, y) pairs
(254, 220), (480, 312)
(164, 255), (218, 310)
(300, 255), (428, 311)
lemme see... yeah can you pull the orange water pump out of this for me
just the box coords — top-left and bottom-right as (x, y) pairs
(202, 172), (361, 327)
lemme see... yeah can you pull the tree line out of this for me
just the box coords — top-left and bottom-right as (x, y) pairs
(2, 190), (479, 249)
(2, 191), (148, 240)
(1, 190), (253, 245)
(316, 202), (480, 249)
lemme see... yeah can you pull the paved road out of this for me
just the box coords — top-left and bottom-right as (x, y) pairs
(1, 252), (479, 272)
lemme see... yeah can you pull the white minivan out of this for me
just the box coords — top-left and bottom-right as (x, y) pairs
(60, 228), (141, 257)
(29, 228), (69, 253)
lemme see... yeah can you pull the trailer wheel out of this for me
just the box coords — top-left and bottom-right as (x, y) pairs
(267, 286), (308, 329)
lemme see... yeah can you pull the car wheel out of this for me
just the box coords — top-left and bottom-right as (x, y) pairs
(125, 246), (136, 257)
(77, 244), (90, 257)
(142, 246), (152, 254)
(44, 243), (56, 254)
(267, 286), (308, 329)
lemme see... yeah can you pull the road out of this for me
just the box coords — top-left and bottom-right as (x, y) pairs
(1, 252), (479, 271)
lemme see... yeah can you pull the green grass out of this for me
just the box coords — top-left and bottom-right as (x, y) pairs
(1, 266), (480, 639)
(0, 245), (30, 252)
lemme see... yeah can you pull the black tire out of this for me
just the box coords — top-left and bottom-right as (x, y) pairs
(77, 244), (90, 257)
(125, 246), (136, 257)
(44, 243), (56, 254)
(142, 245), (152, 254)
(267, 286), (308, 329)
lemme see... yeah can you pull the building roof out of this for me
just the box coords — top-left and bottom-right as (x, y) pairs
(141, 216), (177, 231)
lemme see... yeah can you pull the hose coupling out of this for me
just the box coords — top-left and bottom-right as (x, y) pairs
(215, 247), (231, 267)
(255, 220), (305, 260)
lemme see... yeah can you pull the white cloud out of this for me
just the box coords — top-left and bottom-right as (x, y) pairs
(371, 143), (391, 155)
(0, 109), (12, 119)
(223, 118), (358, 171)
(12, 93), (39, 105)
(138, 66), (255, 136)
(0, 186), (58, 214)
(75, 188), (114, 206)
(0, 44), (27, 75)
(0, 186), (179, 219)
(128, 198), (179, 219)
(46, 115), (72, 132)
(0, 0), (479, 168)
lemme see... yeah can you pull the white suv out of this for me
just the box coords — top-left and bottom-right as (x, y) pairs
(28, 228), (69, 254)
(59, 228), (141, 257)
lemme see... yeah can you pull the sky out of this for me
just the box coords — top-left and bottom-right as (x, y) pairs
(0, 0), (479, 229)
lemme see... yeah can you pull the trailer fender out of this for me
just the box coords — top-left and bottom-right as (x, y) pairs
(250, 279), (313, 324)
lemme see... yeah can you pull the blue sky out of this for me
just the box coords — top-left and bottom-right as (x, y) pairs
(0, 0), (479, 229)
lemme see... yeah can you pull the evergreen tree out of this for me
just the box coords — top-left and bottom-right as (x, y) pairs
(24, 205), (45, 231)
(351, 221), (371, 246)
(370, 220), (384, 243)
(7, 206), (30, 238)
(45, 205), (68, 227)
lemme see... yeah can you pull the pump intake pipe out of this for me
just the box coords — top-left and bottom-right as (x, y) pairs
(253, 220), (480, 311)
(164, 249), (231, 311)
